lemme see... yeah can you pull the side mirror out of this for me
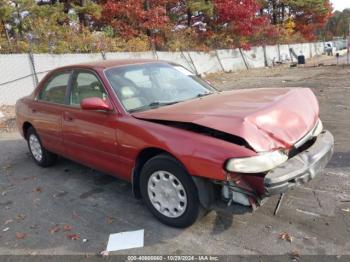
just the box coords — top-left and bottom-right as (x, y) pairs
(80, 97), (113, 111)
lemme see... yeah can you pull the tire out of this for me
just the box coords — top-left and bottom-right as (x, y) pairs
(27, 127), (57, 167)
(140, 154), (200, 228)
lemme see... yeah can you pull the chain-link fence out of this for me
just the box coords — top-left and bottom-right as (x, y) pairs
(0, 40), (347, 105)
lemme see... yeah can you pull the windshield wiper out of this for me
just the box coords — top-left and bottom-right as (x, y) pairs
(148, 101), (179, 107)
(196, 92), (213, 98)
(129, 101), (180, 113)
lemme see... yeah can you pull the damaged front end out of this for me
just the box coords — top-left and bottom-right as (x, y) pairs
(213, 173), (265, 212)
(212, 120), (334, 213)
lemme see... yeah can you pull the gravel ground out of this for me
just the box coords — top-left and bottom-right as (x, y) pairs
(0, 105), (16, 133)
(0, 58), (350, 257)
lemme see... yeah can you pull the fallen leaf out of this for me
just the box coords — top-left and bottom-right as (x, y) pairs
(107, 216), (114, 225)
(16, 214), (26, 221)
(49, 226), (60, 234)
(279, 232), (293, 243)
(22, 176), (37, 181)
(34, 187), (42, 193)
(63, 225), (72, 231)
(16, 232), (26, 240)
(341, 208), (350, 213)
(67, 234), (80, 240)
(72, 211), (80, 219)
(4, 219), (13, 225)
(3, 227), (9, 232)
(100, 250), (109, 257)
(3, 165), (11, 172)
(290, 250), (300, 260)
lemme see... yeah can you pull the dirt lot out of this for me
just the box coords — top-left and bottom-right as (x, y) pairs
(1, 62), (350, 256)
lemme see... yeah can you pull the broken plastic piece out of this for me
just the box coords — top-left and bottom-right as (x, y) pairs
(274, 193), (284, 215)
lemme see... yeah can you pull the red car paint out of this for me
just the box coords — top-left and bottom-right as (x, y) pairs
(80, 97), (113, 111)
(15, 60), (319, 198)
(133, 88), (319, 152)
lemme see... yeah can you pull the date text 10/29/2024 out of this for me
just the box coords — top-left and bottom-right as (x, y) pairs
(127, 256), (219, 261)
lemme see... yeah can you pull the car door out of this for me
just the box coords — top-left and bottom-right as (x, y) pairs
(31, 70), (72, 155)
(62, 69), (122, 175)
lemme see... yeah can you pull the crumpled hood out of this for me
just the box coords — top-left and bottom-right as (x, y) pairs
(132, 88), (319, 152)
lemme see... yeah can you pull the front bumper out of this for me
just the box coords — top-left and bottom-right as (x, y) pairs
(264, 130), (334, 196)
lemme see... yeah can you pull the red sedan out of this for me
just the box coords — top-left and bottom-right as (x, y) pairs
(16, 59), (334, 227)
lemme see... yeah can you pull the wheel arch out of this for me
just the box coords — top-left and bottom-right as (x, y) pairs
(132, 147), (172, 198)
(132, 147), (215, 209)
(23, 121), (33, 140)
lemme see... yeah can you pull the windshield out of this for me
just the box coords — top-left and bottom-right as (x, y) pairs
(105, 63), (216, 112)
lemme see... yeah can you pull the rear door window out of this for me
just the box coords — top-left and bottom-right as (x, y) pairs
(39, 72), (71, 104)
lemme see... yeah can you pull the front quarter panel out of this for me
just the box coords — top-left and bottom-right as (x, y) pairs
(116, 116), (256, 181)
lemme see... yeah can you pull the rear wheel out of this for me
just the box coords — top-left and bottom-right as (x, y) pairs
(27, 127), (57, 167)
(140, 154), (200, 228)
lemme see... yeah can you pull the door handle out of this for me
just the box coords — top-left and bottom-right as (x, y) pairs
(63, 112), (74, 122)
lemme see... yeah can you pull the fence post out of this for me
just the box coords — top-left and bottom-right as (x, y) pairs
(180, 50), (199, 75)
(347, 36), (349, 65)
(101, 51), (106, 60)
(309, 43), (312, 58)
(262, 45), (268, 67)
(277, 44), (281, 62)
(239, 49), (249, 70)
(28, 52), (38, 87)
(215, 50), (225, 72)
(152, 50), (159, 60)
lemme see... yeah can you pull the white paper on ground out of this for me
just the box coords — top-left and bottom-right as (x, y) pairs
(106, 229), (144, 252)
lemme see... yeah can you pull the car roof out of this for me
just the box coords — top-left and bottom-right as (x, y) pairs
(58, 59), (168, 70)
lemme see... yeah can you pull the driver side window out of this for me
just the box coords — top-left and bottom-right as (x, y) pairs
(70, 71), (107, 106)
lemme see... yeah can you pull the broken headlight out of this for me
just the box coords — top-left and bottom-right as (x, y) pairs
(225, 150), (288, 173)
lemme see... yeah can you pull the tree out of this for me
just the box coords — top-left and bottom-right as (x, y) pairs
(213, 0), (268, 47)
(259, 0), (332, 41)
(100, 0), (172, 39)
(289, 0), (332, 40)
(324, 9), (350, 39)
(0, 0), (13, 47)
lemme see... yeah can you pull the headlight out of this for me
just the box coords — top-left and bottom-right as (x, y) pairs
(225, 150), (288, 173)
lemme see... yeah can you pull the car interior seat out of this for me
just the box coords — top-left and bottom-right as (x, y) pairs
(109, 75), (147, 111)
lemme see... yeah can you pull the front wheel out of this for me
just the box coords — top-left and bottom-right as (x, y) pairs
(27, 127), (57, 167)
(140, 154), (201, 228)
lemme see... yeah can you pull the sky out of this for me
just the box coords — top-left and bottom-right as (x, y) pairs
(331, 0), (350, 11)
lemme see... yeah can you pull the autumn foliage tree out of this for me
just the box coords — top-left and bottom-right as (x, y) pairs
(259, 0), (332, 41)
(325, 8), (350, 39)
(214, 0), (268, 48)
(101, 0), (172, 39)
(291, 0), (332, 41)
(0, 0), (335, 53)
